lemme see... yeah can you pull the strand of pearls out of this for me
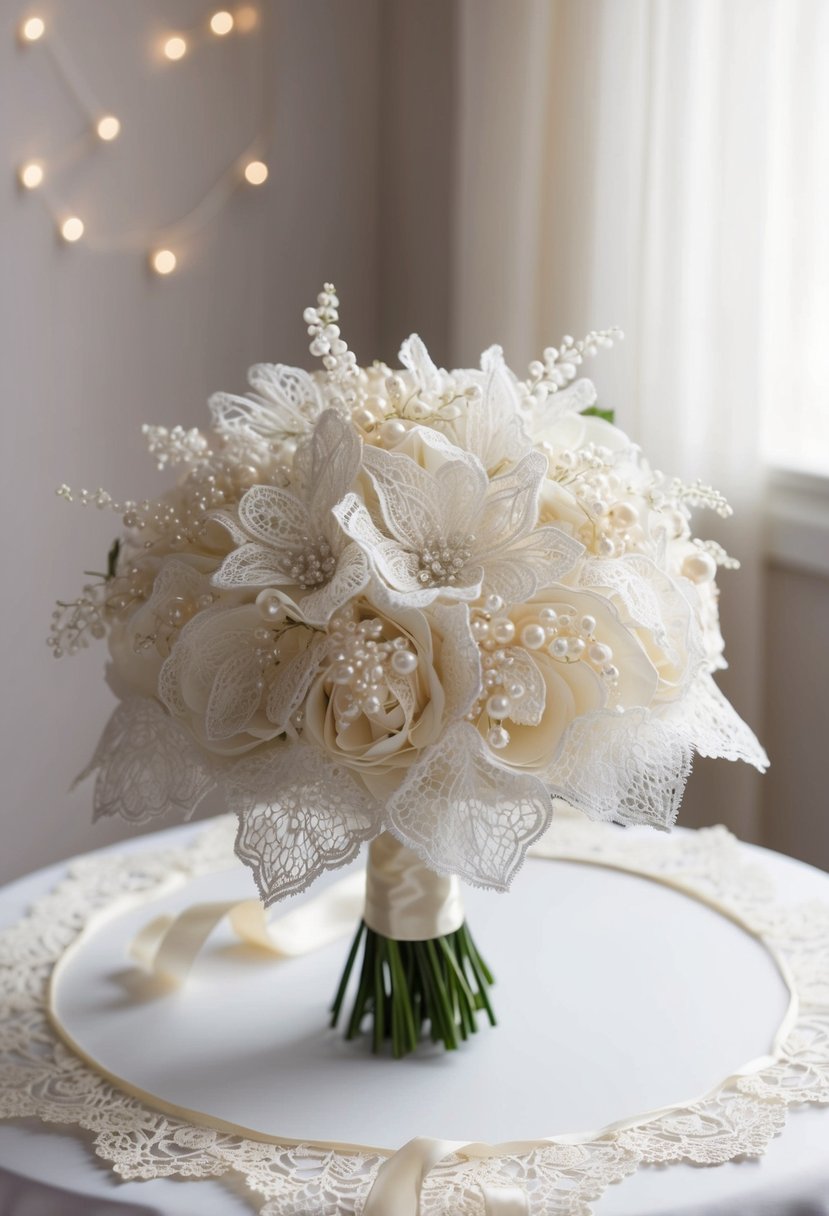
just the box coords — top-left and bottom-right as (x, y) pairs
(523, 327), (623, 406)
(325, 614), (419, 729)
(469, 594), (620, 751)
(304, 284), (358, 386)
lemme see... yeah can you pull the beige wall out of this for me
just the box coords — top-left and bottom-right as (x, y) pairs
(763, 563), (829, 869)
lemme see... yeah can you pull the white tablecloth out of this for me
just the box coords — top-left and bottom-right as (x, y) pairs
(1, 821), (828, 1215)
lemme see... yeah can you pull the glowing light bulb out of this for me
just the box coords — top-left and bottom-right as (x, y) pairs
(151, 249), (177, 275)
(210, 10), (234, 35)
(61, 217), (84, 242)
(21, 16), (45, 41)
(244, 160), (268, 185)
(96, 115), (121, 141)
(19, 161), (44, 189)
(163, 35), (187, 61)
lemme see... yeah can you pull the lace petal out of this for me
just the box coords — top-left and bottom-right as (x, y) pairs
(547, 707), (692, 830)
(228, 745), (381, 904)
(205, 650), (263, 742)
(293, 409), (361, 519)
(211, 543), (288, 590)
(387, 722), (552, 891)
(238, 485), (313, 550)
(266, 635), (328, 730)
(665, 673), (769, 771)
(362, 446), (451, 550)
(76, 697), (218, 823)
(399, 333), (442, 393)
(479, 450), (547, 548)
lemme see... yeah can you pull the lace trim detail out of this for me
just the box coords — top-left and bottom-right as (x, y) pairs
(1, 819), (827, 1214)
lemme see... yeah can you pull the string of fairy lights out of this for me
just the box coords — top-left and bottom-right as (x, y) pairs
(16, 7), (267, 275)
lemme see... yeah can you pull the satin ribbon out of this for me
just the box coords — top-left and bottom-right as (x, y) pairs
(363, 1137), (529, 1216)
(130, 870), (366, 984)
(363, 833), (464, 941)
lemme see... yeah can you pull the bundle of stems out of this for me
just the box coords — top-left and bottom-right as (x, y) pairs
(330, 921), (496, 1057)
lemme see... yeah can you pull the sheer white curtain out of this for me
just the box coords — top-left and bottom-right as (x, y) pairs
(452, 0), (801, 840)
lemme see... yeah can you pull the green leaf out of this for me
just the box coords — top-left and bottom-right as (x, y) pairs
(106, 538), (121, 581)
(582, 405), (616, 424)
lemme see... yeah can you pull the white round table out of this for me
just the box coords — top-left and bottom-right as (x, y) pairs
(1, 819), (828, 1216)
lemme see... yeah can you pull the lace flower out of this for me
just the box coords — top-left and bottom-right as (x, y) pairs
(212, 410), (369, 626)
(335, 442), (583, 608)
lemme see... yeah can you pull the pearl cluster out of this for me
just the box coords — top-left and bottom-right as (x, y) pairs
(304, 284), (358, 384)
(522, 327), (622, 406)
(47, 590), (106, 657)
(282, 537), (336, 590)
(141, 424), (210, 471)
(417, 533), (475, 586)
(468, 594), (620, 751)
(349, 374), (481, 448)
(548, 443), (655, 559)
(325, 615), (419, 728)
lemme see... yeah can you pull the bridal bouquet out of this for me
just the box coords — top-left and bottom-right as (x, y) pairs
(51, 285), (767, 1055)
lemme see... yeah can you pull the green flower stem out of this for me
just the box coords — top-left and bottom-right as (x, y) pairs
(330, 920), (496, 1057)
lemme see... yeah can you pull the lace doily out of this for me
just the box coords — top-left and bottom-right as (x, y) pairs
(1, 818), (828, 1215)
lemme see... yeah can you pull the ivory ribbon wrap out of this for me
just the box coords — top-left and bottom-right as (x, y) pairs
(130, 834), (463, 984)
(363, 832), (464, 941)
(130, 871), (365, 985)
(363, 1137), (529, 1216)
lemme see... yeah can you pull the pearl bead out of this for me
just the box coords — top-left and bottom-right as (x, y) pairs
(258, 593), (284, 621)
(487, 726), (510, 750)
(379, 418), (407, 445)
(471, 618), (491, 642)
(550, 637), (568, 659)
(681, 551), (717, 583)
(391, 649), (418, 675)
(486, 694), (511, 719)
(567, 637), (586, 659)
(580, 615), (596, 634)
(492, 618), (516, 644)
(506, 681), (525, 699)
(520, 623), (546, 650)
(363, 696), (382, 715)
(332, 664), (355, 684)
(539, 607), (558, 623)
(484, 594), (504, 613)
(589, 642), (613, 664)
(610, 502), (639, 529)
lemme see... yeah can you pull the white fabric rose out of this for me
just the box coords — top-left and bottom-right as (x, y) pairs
(303, 599), (480, 802)
(469, 587), (658, 774)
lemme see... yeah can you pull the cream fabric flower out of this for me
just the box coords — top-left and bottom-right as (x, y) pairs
(335, 443), (583, 608)
(212, 410), (369, 625)
(302, 599), (480, 802)
(158, 603), (320, 755)
(468, 587), (658, 773)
